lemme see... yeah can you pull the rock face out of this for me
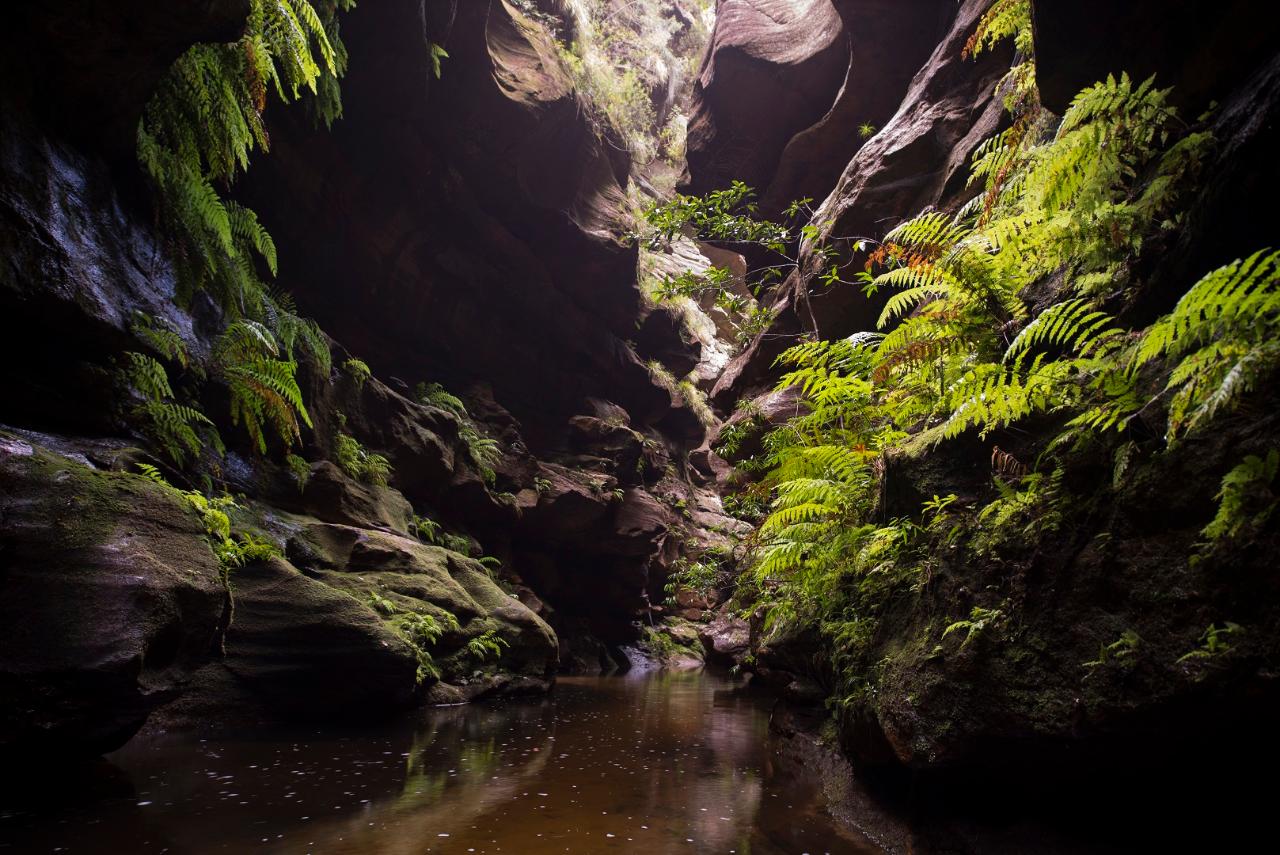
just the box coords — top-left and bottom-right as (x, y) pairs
(757, 0), (952, 213)
(684, 0), (953, 215)
(238, 0), (681, 446)
(0, 95), (214, 435)
(683, 0), (849, 204)
(0, 436), (227, 756)
(683, 0), (1280, 838)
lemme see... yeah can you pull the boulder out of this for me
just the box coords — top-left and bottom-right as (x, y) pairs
(515, 463), (614, 544)
(220, 556), (419, 718)
(0, 438), (226, 756)
(298, 460), (413, 535)
(287, 522), (558, 680)
(700, 609), (751, 664)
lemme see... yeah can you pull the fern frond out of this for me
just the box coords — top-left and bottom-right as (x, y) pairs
(1005, 298), (1124, 366)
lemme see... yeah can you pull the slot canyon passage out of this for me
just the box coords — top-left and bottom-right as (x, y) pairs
(2, 0), (1279, 851)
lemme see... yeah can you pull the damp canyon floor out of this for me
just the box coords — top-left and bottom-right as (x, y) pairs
(1, 671), (876, 854)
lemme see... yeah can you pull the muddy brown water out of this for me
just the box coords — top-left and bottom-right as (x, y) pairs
(1, 670), (878, 854)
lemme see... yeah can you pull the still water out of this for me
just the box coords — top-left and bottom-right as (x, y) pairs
(2, 671), (876, 854)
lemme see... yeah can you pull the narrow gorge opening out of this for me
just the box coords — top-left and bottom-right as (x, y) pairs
(2, 1), (1278, 852)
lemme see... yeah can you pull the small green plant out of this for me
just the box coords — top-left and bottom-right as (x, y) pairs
(415, 383), (497, 488)
(858, 122), (877, 140)
(137, 464), (279, 575)
(460, 422), (501, 486)
(714, 413), (763, 459)
(367, 591), (398, 616)
(663, 555), (724, 606)
(922, 493), (958, 522)
(534, 476), (553, 495)
(285, 453), (311, 491)
(942, 606), (1005, 648)
(1201, 450), (1279, 543)
(401, 611), (455, 646)
(441, 532), (472, 555)
(343, 357), (371, 390)
(410, 514), (442, 544)
(429, 42), (449, 78)
(466, 630), (509, 662)
(679, 380), (717, 428)
(1178, 622), (1244, 663)
(216, 532), (281, 570)
(398, 610), (460, 683)
(415, 381), (466, 415)
(333, 413), (393, 486)
(216, 320), (312, 453)
(1084, 629), (1142, 668)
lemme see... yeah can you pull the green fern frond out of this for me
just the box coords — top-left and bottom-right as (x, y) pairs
(883, 212), (970, 257)
(1005, 298), (1124, 365)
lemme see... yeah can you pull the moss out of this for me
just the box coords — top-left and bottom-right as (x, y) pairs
(9, 442), (208, 557)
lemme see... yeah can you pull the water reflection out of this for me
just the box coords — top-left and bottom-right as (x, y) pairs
(2, 671), (876, 853)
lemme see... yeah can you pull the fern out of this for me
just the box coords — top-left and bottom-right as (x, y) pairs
(119, 352), (224, 467)
(140, 0), (346, 364)
(460, 422), (501, 486)
(1135, 249), (1280, 438)
(1202, 451), (1279, 542)
(343, 357), (371, 390)
(131, 312), (191, 369)
(285, 452), (311, 491)
(466, 630), (510, 662)
(965, 0), (1031, 58)
(333, 421), (393, 487)
(416, 381), (467, 415)
(216, 321), (312, 452)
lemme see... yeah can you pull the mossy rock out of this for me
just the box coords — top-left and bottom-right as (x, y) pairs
(286, 523), (558, 681)
(221, 556), (420, 717)
(0, 436), (226, 757)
